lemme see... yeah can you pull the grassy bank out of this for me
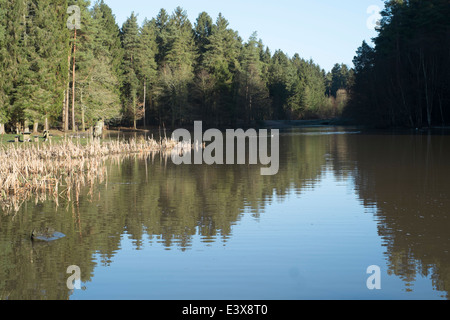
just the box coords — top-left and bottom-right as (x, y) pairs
(0, 130), (89, 146)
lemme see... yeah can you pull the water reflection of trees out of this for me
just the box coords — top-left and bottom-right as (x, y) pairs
(343, 133), (450, 298)
(2, 130), (449, 299)
(96, 132), (330, 249)
(0, 132), (330, 299)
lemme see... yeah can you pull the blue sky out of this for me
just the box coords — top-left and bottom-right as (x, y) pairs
(100, 0), (385, 72)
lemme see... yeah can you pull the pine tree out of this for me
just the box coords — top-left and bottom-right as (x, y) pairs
(329, 63), (350, 97)
(347, 0), (450, 127)
(93, 0), (123, 76)
(165, 7), (197, 69)
(78, 0), (123, 130)
(155, 8), (170, 67)
(196, 13), (240, 125)
(268, 50), (296, 119)
(121, 12), (141, 129)
(0, 1), (30, 132)
(286, 54), (307, 118)
(6, 0), (35, 132)
(302, 59), (326, 117)
(4, 0), (69, 132)
(31, 0), (69, 131)
(194, 11), (213, 67)
(136, 18), (158, 127)
(235, 32), (270, 124)
(65, 0), (96, 132)
(0, 0), (9, 133)
(155, 7), (196, 127)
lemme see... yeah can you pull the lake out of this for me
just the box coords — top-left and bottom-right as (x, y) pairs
(0, 126), (449, 300)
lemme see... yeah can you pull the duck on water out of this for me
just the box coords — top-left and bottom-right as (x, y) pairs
(30, 227), (65, 242)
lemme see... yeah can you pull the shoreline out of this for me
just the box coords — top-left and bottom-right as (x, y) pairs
(2, 118), (450, 147)
(261, 119), (354, 129)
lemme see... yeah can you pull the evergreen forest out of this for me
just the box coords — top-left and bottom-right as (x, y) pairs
(0, 0), (448, 133)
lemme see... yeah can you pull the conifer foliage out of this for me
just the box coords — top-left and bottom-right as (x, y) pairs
(345, 0), (450, 128)
(0, 1), (355, 132)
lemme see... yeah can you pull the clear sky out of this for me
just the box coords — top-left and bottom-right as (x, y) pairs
(100, 0), (385, 72)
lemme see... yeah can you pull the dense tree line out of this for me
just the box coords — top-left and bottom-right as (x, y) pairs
(345, 0), (450, 128)
(0, 1), (352, 133)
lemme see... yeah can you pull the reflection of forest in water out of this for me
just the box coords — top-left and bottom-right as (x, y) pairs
(345, 132), (450, 297)
(0, 128), (449, 299)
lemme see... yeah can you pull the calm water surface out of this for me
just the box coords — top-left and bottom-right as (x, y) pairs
(1, 127), (449, 300)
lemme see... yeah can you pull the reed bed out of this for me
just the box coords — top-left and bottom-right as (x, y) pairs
(0, 137), (188, 213)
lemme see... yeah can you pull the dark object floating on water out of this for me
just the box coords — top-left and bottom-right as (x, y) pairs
(31, 227), (65, 242)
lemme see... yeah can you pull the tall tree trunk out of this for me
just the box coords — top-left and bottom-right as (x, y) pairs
(143, 80), (146, 129)
(438, 94), (444, 126)
(396, 36), (413, 127)
(62, 90), (67, 130)
(0, 123), (5, 135)
(133, 95), (137, 130)
(33, 121), (39, 133)
(81, 87), (85, 131)
(245, 84), (249, 124)
(64, 49), (71, 132)
(81, 108), (85, 132)
(72, 28), (77, 132)
(421, 50), (430, 128)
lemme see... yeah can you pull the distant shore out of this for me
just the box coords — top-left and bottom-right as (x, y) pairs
(262, 118), (355, 129)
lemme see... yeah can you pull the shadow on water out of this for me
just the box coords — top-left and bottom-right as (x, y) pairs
(0, 127), (449, 299)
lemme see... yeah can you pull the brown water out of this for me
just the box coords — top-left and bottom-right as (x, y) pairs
(0, 127), (449, 300)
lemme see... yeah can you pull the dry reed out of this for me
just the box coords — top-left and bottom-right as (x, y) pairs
(0, 137), (189, 213)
